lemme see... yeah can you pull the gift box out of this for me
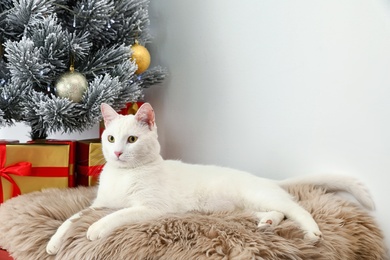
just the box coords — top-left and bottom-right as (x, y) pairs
(0, 143), (72, 203)
(99, 101), (144, 137)
(76, 139), (105, 186)
(0, 249), (13, 260)
(0, 140), (19, 144)
(28, 140), (76, 187)
(118, 101), (145, 116)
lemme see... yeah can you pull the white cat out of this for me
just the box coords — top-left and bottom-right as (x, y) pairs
(46, 103), (375, 255)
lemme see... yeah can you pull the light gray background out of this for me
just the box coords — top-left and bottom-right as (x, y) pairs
(1, 0), (389, 251)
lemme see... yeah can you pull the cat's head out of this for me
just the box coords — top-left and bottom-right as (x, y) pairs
(100, 103), (161, 168)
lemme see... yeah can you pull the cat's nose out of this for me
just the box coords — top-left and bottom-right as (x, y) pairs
(114, 151), (122, 158)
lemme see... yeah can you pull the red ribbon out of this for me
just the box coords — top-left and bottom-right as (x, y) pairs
(77, 165), (104, 177)
(0, 145), (32, 203)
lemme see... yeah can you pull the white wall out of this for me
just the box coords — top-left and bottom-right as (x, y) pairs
(0, 122), (99, 142)
(1, 0), (389, 251)
(146, 0), (390, 251)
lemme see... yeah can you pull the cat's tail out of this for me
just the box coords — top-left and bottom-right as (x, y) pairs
(277, 174), (375, 210)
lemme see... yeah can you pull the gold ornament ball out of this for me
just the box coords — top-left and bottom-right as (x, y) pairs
(131, 43), (151, 74)
(55, 71), (88, 103)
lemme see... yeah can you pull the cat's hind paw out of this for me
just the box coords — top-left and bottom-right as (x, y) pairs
(304, 230), (323, 245)
(46, 235), (62, 255)
(256, 211), (285, 230)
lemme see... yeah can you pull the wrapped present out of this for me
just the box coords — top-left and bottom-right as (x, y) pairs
(99, 101), (144, 137)
(0, 249), (13, 260)
(118, 101), (145, 116)
(0, 143), (72, 203)
(0, 140), (19, 144)
(76, 139), (105, 186)
(28, 140), (76, 187)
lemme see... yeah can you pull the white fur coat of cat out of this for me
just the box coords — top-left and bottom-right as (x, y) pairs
(46, 103), (375, 255)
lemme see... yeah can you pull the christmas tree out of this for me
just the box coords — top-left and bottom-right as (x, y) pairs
(0, 0), (166, 140)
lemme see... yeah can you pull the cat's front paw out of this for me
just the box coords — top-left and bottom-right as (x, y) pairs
(46, 234), (62, 255)
(304, 230), (323, 245)
(87, 218), (114, 241)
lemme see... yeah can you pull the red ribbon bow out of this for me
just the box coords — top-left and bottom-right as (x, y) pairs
(0, 145), (32, 203)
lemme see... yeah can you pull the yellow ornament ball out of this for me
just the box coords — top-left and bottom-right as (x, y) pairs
(131, 42), (151, 74)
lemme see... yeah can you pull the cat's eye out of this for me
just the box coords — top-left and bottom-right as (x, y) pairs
(128, 136), (138, 143)
(107, 135), (115, 143)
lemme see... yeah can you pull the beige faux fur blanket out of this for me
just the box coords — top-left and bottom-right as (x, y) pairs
(0, 184), (388, 260)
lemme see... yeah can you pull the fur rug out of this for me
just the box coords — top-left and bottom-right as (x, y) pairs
(0, 185), (388, 260)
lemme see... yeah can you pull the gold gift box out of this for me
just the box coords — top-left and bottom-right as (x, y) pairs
(76, 139), (106, 186)
(1, 144), (71, 202)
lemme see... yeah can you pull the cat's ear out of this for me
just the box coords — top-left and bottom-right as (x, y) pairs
(101, 103), (119, 127)
(135, 103), (155, 130)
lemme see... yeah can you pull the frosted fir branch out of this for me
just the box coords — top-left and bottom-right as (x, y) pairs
(0, 1), (14, 38)
(6, 20), (68, 90)
(0, 80), (28, 122)
(4, 14), (70, 92)
(69, 31), (92, 61)
(72, 0), (115, 45)
(110, 59), (137, 83)
(83, 73), (142, 114)
(138, 66), (167, 88)
(23, 91), (81, 137)
(0, 1), (13, 13)
(39, 33), (68, 74)
(40, 97), (82, 133)
(0, 59), (9, 79)
(21, 91), (50, 139)
(24, 95), (79, 135)
(5, 38), (47, 88)
(29, 15), (69, 82)
(113, 0), (150, 15)
(118, 8), (151, 45)
(111, 0), (151, 45)
(0, 109), (5, 126)
(29, 14), (66, 47)
(80, 44), (132, 76)
(82, 74), (122, 118)
(116, 83), (144, 108)
(21, 73), (143, 135)
(112, 78), (143, 109)
(6, 0), (56, 39)
(0, 74), (10, 126)
(81, 74), (142, 127)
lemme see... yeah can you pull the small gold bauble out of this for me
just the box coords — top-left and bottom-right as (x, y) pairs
(131, 43), (151, 74)
(55, 71), (88, 102)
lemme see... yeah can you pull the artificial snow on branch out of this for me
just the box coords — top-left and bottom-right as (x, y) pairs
(0, 0), (166, 139)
